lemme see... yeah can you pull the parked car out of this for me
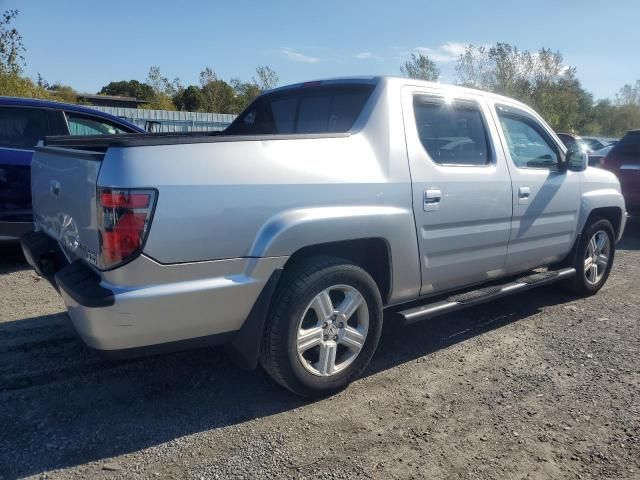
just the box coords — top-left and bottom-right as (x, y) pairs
(0, 97), (144, 241)
(581, 136), (617, 152)
(588, 144), (614, 167)
(601, 130), (640, 216)
(21, 77), (626, 397)
(557, 133), (593, 153)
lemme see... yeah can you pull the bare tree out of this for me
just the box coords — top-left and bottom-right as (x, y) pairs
(254, 65), (279, 91)
(400, 53), (440, 81)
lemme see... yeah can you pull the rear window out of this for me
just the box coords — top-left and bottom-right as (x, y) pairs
(0, 107), (48, 149)
(225, 84), (374, 135)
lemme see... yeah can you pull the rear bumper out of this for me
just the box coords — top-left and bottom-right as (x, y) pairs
(0, 221), (33, 241)
(21, 231), (287, 361)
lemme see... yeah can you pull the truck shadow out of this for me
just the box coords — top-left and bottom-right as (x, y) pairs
(0, 242), (29, 274)
(1, 286), (575, 478)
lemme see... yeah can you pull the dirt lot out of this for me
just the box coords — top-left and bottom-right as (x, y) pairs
(1, 220), (638, 480)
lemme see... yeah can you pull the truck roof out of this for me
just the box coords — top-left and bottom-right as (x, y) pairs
(266, 76), (535, 113)
(0, 96), (144, 132)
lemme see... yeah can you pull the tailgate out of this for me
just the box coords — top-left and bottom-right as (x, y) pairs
(31, 146), (104, 265)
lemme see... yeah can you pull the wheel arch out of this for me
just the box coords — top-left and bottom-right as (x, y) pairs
(248, 206), (421, 304)
(583, 206), (624, 240)
(283, 238), (393, 304)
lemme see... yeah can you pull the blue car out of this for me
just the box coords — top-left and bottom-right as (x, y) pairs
(0, 97), (144, 241)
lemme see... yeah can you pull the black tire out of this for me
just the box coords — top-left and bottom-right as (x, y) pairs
(260, 256), (383, 397)
(563, 218), (615, 296)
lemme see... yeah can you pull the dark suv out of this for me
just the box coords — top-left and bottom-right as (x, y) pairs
(602, 130), (640, 216)
(0, 97), (144, 240)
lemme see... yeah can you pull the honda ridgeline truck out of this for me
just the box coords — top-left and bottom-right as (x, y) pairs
(21, 77), (626, 397)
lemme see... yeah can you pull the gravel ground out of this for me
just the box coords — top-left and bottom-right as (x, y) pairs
(1, 219), (638, 480)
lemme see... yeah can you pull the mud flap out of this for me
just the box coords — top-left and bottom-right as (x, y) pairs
(226, 269), (283, 370)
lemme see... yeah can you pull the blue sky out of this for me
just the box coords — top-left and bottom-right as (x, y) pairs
(5, 0), (638, 100)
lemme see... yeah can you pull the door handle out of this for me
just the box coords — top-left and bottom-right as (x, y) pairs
(518, 186), (530, 204)
(424, 188), (442, 211)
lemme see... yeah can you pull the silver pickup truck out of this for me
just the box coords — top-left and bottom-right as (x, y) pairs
(21, 77), (626, 397)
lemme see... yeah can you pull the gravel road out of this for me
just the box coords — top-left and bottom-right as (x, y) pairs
(1, 219), (638, 480)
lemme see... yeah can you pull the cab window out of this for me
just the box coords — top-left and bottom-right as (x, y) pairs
(496, 106), (560, 170)
(413, 96), (491, 166)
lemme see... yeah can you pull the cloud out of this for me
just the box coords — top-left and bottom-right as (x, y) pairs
(411, 42), (468, 62)
(355, 52), (373, 60)
(280, 48), (320, 63)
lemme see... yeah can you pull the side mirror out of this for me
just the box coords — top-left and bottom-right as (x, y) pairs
(566, 148), (588, 172)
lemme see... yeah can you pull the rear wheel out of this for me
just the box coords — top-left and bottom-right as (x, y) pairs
(564, 218), (615, 295)
(260, 256), (383, 397)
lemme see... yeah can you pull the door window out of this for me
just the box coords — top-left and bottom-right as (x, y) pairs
(413, 96), (491, 166)
(65, 113), (130, 135)
(0, 107), (48, 149)
(496, 108), (560, 170)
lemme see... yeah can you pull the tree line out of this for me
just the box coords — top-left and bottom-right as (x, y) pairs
(401, 46), (640, 137)
(0, 10), (278, 114)
(1, 9), (639, 136)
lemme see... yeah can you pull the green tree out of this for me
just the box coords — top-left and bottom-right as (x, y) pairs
(0, 9), (24, 75)
(48, 83), (78, 103)
(400, 53), (440, 81)
(174, 85), (203, 111)
(198, 68), (236, 113)
(0, 10), (54, 100)
(99, 79), (154, 100)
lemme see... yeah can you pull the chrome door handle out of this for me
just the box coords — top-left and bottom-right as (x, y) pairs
(518, 186), (530, 204)
(424, 188), (442, 211)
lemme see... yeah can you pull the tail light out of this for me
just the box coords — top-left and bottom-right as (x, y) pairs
(97, 188), (157, 269)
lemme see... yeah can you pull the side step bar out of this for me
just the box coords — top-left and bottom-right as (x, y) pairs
(398, 267), (576, 325)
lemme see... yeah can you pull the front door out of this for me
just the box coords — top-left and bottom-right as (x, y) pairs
(489, 102), (581, 273)
(402, 87), (514, 296)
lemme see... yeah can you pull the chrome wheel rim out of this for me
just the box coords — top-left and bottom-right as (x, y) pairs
(296, 284), (369, 377)
(584, 230), (610, 286)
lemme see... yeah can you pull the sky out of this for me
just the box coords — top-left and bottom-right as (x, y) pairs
(4, 0), (639, 100)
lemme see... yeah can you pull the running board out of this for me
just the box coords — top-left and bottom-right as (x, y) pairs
(398, 267), (576, 325)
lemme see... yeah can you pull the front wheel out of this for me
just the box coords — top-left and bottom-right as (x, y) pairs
(260, 256), (383, 397)
(564, 218), (615, 295)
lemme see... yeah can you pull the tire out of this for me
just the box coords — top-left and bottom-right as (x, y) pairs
(260, 256), (383, 397)
(563, 218), (615, 296)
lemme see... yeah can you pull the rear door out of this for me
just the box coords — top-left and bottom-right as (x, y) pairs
(490, 103), (581, 273)
(402, 87), (514, 295)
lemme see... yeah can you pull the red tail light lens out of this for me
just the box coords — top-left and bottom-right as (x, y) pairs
(97, 188), (157, 269)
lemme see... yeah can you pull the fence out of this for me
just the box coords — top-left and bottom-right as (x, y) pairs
(88, 106), (236, 133)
